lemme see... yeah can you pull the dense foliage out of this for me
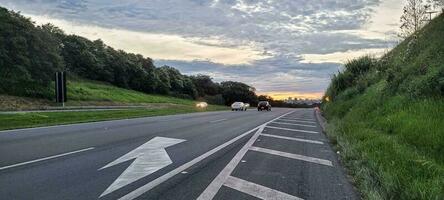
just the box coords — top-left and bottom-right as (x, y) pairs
(0, 7), (259, 105)
(322, 13), (444, 200)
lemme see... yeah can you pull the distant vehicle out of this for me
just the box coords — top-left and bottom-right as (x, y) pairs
(231, 102), (247, 111)
(257, 101), (271, 111)
(244, 103), (250, 108)
(196, 102), (208, 108)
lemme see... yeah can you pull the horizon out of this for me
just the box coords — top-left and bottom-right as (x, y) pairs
(0, 0), (404, 99)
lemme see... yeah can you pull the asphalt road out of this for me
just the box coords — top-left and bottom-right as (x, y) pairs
(0, 108), (358, 200)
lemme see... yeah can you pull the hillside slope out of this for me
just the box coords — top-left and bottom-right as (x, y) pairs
(1, 78), (196, 111)
(322, 14), (444, 199)
(0, 79), (226, 130)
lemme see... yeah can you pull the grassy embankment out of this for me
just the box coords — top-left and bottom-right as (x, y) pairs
(0, 79), (226, 130)
(322, 14), (444, 200)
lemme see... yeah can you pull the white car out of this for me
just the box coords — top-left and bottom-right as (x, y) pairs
(231, 102), (247, 111)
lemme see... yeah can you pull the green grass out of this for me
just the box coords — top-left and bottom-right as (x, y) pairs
(322, 13), (444, 200)
(0, 104), (226, 131)
(0, 78), (227, 130)
(67, 79), (195, 105)
(324, 84), (444, 200)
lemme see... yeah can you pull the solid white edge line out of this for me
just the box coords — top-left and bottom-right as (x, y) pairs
(224, 176), (303, 200)
(269, 121), (317, 128)
(249, 146), (333, 167)
(260, 133), (324, 145)
(119, 111), (296, 200)
(265, 126), (319, 134)
(0, 147), (95, 171)
(196, 111), (295, 200)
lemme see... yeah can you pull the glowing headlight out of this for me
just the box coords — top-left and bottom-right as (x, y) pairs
(196, 102), (208, 108)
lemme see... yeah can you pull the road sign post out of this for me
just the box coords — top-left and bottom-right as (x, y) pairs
(55, 72), (67, 106)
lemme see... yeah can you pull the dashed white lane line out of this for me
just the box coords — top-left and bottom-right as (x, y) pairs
(249, 146), (333, 167)
(120, 111), (295, 200)
(0, 147), (95, 171)
(224, 176), (303, 200)
(210, 119), (228, 123)
(269, 121), (317, 128)
(260, 133), (324, 145)
(265, 126), (319, 134)
(275, 119), (317, 124)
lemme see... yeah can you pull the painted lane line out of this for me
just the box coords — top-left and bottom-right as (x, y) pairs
(197, 127), (265, 200)
(197, 111), (295, 200)
(265, 126), (319, 134)
(119, 111), (295, 200)
(249, 146), (333, 167)
(279, 117), (315, 122)
(276, 119), (316, 124)
(260, 133), (324, 145)
(269, 121), (317, 128)
(0, 147), (95, 171)
(224, 176), (303, 200)
(210, 119), (228, 123)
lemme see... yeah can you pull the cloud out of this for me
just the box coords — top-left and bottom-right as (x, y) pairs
(26, 14), (267, 65)
(0, 0), (405, 99)
(300, 48), (389, 64)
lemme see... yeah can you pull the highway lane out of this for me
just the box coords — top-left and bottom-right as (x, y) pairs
(0, 108), (358, 200)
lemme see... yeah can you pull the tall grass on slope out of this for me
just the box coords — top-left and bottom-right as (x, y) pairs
(67, 79), (195, 105)
(324, 82), (444, 200)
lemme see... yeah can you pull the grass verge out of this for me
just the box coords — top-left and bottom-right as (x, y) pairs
(0, 104), (226, 131)
(323, 83), (444, 200)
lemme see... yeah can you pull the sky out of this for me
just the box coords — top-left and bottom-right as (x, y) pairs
(0, 0), (405, 99)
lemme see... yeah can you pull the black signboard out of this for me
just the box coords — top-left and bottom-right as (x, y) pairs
(55, 72), (67, 103)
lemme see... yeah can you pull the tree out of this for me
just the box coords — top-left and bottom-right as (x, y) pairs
(429, 0), (444, 9)
(191, 75), (221, 97)
(400, 0), (431, 38)
(0, 8), (63, 98)
(221, 81), (257, 105)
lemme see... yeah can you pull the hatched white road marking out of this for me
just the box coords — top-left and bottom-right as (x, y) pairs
(276, 119), (317, 124)
(197, 112), (296, 200)
(250, 146), (333, 166)
(270, 121), (317, 128)
(260, 133), (324, 145)
(99, 137), (186, 197)
(0, 147), (95, 171)
(224, 176), (303, 200)
(279, 117), (315, 122)
(197, 127), (265, 200)
(119, 111), (295, 200)
(265, 126), (319, 134)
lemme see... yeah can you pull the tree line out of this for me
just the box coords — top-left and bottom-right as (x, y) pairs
(0, 7), (258, 106)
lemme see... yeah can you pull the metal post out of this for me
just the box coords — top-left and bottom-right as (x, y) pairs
(61, 72), (65, 107)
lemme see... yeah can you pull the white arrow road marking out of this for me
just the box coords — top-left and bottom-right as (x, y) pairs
(99, 137), (186, 197)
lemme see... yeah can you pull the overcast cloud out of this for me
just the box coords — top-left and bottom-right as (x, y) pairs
(0, 0), (404, 99)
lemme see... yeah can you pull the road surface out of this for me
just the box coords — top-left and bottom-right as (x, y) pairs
(0, 108), (358, 200)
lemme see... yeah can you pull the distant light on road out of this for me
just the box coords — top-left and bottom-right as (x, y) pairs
(196, 102), (208, 108)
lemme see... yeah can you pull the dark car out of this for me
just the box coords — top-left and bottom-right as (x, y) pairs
(257, 101), (271, 111)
